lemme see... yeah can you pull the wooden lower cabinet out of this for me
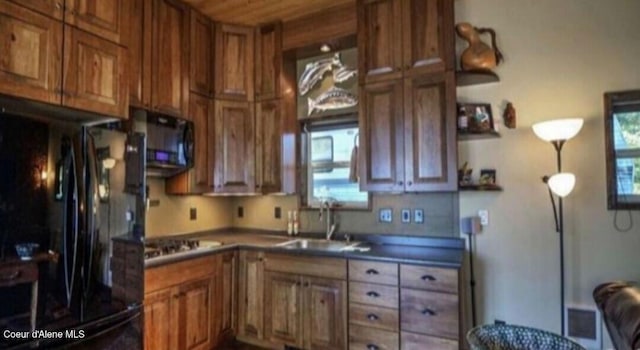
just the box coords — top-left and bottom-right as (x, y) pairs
(264, 271), (303, 347)
(237, 250), (265, 340)
(144, 288), (178, 350)
(218, 250), (238, 340)
(181, 278), (215, 350)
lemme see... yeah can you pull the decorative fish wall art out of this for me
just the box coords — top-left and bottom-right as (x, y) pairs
(298, 52), (357, 96)
(308, 87), (358, 116)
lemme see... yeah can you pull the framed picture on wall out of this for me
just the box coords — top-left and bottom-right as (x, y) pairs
(459, 103), (494, 133)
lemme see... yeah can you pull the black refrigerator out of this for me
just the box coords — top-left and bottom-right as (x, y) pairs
(0, 109), (144, 349)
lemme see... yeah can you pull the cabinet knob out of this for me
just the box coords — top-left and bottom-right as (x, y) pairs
(421, 275), (436, 281)
(407, 181), (413, 186)
(366, 291), (380, 298)
(397, 181), (403, 186)
(367, 313), (379, 321)
(303, 282), (309, 287)
(421, 308), (437, 316)
(365, 269), (379, 275)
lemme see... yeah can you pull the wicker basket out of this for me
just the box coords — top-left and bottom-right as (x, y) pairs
(467, 324), (586, 350)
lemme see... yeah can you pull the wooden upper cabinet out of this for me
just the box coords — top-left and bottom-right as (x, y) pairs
(215, 23), (254, 101)
(151, 0), (189, 117)
(357, 0), (403, 84)
(403, 71), (456, 191)
(65, 0), (127, 44)
(255, 100), (282, 193)
(255, 22), (282, 101)
(126, 0), (147, 108)
(401, 0), (454, 76)
(238, 250), (265, 340)
(0, 2), (63, 105)
(213, 100), (255, 193)
(62, 26), (128, 118)
(264, 271), (303, 348)
(6, 0), (64, 20)
(144, 288), (179, 350)
(359, 79), (405, 192)
(189, 10), (213, 97)
(303, 277), (347, 350)
(180, 277), (214, 350)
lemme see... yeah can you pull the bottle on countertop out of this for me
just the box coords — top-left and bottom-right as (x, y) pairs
(287, 211), (293, 236)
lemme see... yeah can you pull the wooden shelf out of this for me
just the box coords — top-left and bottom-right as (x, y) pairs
(459, 184), (503, 192)
(458, 131), (501, 141)
(456, 70), (499, 87)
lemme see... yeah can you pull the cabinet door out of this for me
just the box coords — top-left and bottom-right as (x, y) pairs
(214, 100), (255, 193)
(165, 93), (213, 194)
(401, 0), (454, 76)
(180, 277), (214, 350)
(255, 100), (282, 193)
(215, 23), (254, 101)
(357, 0), (403, 84)
(403, 72), (456, 191)
(126, 0), (147, 108)
(0, 2), (62, 105)
(303, 277), (347, 350)
(144, 288), (179, 350)
(151, 0), (189, 117)
(62, 26), (128, 118)
(65, 0), (127, 44)
(255, 22), (281, 101)
(189, 10), (213, 96)
(238, 250), (264, 340)
(6, 0), (63, 20)
(359, 80), (405, 192)
(220, 251), (237, 338)
(264, 271), (303, 348)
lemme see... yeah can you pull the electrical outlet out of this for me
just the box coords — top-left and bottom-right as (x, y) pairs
(125, 210), (134, 222)
(189, 207), (197, 221)
(237, 206), (244, 218)
(274, 207), (281, 219)
(401, 209), (411, 223)
(414, 209), (424, 224)
(379, 208), (392, 223)
(478, 210), (489, 226)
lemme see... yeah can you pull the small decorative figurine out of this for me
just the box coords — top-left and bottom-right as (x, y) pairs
(456, 23), (504, 72)
(503, 102), (516, 129)
(458, 162), (473, 186)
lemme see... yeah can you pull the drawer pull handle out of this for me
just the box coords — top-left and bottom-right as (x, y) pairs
(366, 291), (380, 298)
(365, 269), (379, 275)
(421, 274), (436, 281)
(367, 344), (379, 350)
(421, 308), (437, 316)
(367, 313), (379, 321)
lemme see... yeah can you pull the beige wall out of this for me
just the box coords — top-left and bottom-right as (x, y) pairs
(455, 0), (640, 347)
(145, 178), (234, 237)
(232, 193), (458, 236)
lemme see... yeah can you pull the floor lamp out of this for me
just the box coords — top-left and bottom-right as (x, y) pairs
(532, 118), (583, 337)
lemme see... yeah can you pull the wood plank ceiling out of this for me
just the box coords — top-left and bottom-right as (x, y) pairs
(182, 0), (354, 26)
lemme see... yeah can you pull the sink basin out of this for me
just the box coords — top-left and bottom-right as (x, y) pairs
(275, 239), (361, 252)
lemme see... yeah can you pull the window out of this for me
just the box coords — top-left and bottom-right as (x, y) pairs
(605, 90), (640, 209)
(303, 122), (368, 208)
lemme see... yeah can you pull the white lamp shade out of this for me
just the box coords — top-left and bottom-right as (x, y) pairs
(548, 173), (576, 197)
(532, 118), (584, 142)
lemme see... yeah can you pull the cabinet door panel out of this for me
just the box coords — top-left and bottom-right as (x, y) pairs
(403, 72), (456, 191)
(304, 277), (347, 350)
(214, 100), (255, 193)
(7, 0), (63, 20)
(151, 0), (189, 117)
(220, 251), (237, 338)
(255, 22), (281, 101)
(66, 0), (126, 44)
(359, 80), (405, 192)
(144, 288), (178, 350)
(127, 0), (146, 108)
(238, 250), (264, 340)
(215, 23), (254, 101)
(181, 278), (213, 350)
(189, 10), (213, 96)
(264, 271), (302, 347)
(255, 100), (282, 193)
(0, 2), (62, 105)
(357, 0), (403, 84)
(402, 0), (454, 75)
(400, 289), (459, 340)
(63, 26), (128, 118)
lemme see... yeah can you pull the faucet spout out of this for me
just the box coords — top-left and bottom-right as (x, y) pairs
(322, 199), (337, 241)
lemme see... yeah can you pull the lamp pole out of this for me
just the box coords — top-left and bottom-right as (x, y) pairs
(552, 139), (566, 336)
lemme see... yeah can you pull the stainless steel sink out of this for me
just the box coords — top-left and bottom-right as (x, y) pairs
(275, 239), (363, 252)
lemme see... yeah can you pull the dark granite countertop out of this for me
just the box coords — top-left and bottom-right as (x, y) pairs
(132, 230), (465, 269)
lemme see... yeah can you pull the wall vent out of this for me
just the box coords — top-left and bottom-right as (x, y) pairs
(565, 304), (601, 349)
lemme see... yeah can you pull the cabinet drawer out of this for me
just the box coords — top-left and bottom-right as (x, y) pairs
(400, 265), (457, 293)
(350, 260), (398, 286)
(400, 289), (458, 340)
(350, 303), (398, 332)
(0, 263), (38, 287)
(350, 282), (398, 309)
(349, 324), (398, 350)
(400, 332), (458, 350)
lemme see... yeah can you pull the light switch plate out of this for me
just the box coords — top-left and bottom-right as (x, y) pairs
(401, 209), (411, 223)
(414, 209), (424, 224)
(478, 210), (489, 226)
(379, 208), (392, 223)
